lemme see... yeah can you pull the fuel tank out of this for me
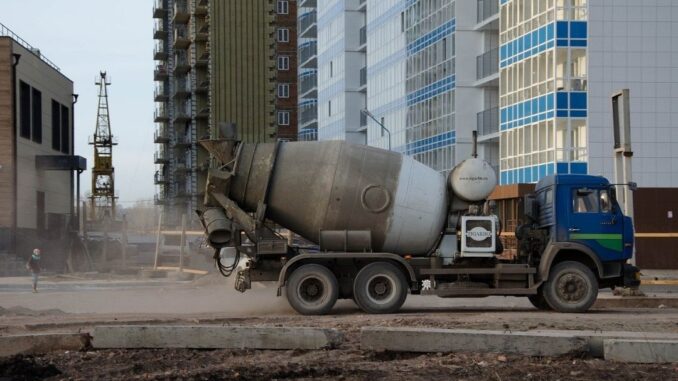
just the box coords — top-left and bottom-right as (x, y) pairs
(228, 141), (448, 256)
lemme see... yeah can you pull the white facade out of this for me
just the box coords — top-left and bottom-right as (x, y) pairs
(499, 0), (678, 187)
(317, 0), (367, 144)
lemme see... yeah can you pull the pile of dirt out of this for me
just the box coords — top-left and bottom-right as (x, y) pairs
(0, 306), (67, 317)
(3, 349), (676, 380)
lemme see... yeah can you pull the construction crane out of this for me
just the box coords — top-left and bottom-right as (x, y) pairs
(89, 71), (117, 221)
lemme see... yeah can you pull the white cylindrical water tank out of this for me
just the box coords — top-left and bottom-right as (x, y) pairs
(448, 158), (497, 202)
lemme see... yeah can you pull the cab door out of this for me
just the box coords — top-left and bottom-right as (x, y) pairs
(567, 187), (625, 261)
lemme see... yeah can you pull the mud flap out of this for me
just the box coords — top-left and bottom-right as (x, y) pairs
(622, 264), (641, 288)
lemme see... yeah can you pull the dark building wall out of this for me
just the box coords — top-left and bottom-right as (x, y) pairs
(633, 188), (678, 269)
(275, 0), (298, 141)
(210, 0), (276, 143)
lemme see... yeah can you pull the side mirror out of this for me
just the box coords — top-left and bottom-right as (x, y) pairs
(523, 194), (539, 222)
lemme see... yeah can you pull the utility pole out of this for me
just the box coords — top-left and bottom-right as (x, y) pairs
(361, 109), (392, 151)
(611, 89), (636, 266)
(89, 72), (118, 222)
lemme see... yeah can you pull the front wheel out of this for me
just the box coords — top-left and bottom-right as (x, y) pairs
(285, 264), (339, 315)
(527, 288), (551, 310)
(543, 261), (598, 313)
(353, 262), (408, 314)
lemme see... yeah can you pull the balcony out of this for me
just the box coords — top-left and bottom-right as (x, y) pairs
(359, 26), (367, 51)
(194, 0), (208, 16)
(154, 64), (168, 81)
(173, 78), (191, 99)
(153, 0), (165, 18)
(299, 41), (317, 69)
(174, 51), (191, 74)
(476, 47), (499, 81)
(477, 107), (499, 138)
(153, 21), (167, 39)
(198, 0), (208, 6)
(154, 124), (170, 144)
(174, 134), (192, 148)
(196, 103), (210, 120)
(299, 101), (318, 128)
(195, 21), (209, 42)
(154, 193), (168, 205)
(153, 42), (168, 61)
(298, 0), (316, 7)
(358, 0), (367, 10)
(154, 106), (169, 122)
(195, 49), (210, 68)
(298, 11), (317, 38)
(154, 171), (169, 184)
(298, 70), (317, 98)
(154, 83), (169, 102)
(154, 150), (170, 164)
(477, 0), (499, 24)
(173, 0), (190, 24)
(173, 103), (191, 124)
(359, 67), (367, 89)
(195, 78), (209, 94)
(174, 25), (191, 50)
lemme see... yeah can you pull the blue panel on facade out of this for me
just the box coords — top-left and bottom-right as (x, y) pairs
(570, 21), (587, 38)
(570, 92), (587, 109)
(570, 110), (587, 118)
(556, 39), (568, 47)
(571, 162), (588, 174)
(557, 92), (569, 109)
(557, 162), (569, 173)
(557, 110), (568, 117)
(556, 21), (568, 38)
(570, 39), (587, 47)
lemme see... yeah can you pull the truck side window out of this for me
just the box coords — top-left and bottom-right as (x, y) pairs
(574, 189), (599, 213)
(600, 190), (611, 213)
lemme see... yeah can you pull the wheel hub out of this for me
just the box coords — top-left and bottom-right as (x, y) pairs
(368, 276), (393, 302)
(299, 278), (324, 303)
(556, 273), (587, 302)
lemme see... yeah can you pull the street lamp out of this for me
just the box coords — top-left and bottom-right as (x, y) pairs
(361, 109), (392, 151)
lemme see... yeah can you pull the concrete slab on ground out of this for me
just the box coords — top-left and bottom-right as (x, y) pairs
(91, 325), (343, 350)
(0, 333), (90, 357)
(594, 296), (678, 309)
(527, 330), (678, 357)
(604, 339), (678, 363)
(361, 327), (588, 357)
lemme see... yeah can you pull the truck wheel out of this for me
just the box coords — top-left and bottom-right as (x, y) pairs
(353, 262), (408, 314)
(285, 264), (339, 315)
(527, 289), (551, 310)
(543, 261), (598, 313)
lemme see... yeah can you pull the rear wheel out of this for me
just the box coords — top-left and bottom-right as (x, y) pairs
(543, 261), (598, 313)
(285, 264), (339, 315)
(527, 288), (551, 310)
(353, 262), (408, 314)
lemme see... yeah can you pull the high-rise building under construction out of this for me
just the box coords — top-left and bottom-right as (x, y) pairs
(152, 0), (298, 226)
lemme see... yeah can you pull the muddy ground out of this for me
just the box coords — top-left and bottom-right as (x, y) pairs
(1, 274), (677, 380)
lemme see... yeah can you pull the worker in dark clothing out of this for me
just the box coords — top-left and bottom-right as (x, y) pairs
(26, 248), (41, 293)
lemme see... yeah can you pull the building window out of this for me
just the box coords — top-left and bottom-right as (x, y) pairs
(328, 101), (332, 116)
(19, 81), (31, 139)
(60, 104), (70, 154)
(278, 56), (290, 70)
(51, 100), (61, 151)
(330, 61), (333, 78)
(277, 110), (290, 126)
(277, 0), (289, 14)
(278, 83), (290, 98)
(277, 28), (289, 42)
(31, 88), (42, 143)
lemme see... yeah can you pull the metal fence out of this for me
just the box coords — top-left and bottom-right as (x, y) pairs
(0, 22), (61, 72)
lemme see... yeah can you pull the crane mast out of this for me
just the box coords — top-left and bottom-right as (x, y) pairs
(89, 71), (117, 221)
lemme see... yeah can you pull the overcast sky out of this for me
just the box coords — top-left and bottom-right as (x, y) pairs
(3, 0), (155, 205)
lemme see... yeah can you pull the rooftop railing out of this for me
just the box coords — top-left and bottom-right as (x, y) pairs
(0, 22), (61, 72)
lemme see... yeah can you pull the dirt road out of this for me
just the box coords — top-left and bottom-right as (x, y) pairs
(1, 274), (677, 380)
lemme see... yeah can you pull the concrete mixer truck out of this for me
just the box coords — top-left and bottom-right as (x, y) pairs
(197, 125), (639, 315)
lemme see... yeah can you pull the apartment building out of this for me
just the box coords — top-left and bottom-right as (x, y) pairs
(310, 0), (499, 173)
(0, 25), (85, 269)
(297, 0), (319, 141)
(499, 0), (678, 187)
(153, 0), (297, 226)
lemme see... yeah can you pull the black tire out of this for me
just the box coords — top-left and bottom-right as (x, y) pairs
(543, 261), (598, 313)
(527, 289), (551, 310)
(285, 264), (339, 315)
(353, 262), (408, 314)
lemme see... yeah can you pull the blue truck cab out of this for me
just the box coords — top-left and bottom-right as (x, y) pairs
(519, 174), (640, 312)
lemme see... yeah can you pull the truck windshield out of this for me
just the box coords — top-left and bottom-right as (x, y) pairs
(573, 189), (610, 213)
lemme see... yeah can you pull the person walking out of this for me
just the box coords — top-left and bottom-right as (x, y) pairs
(26, 248), (41, 293)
